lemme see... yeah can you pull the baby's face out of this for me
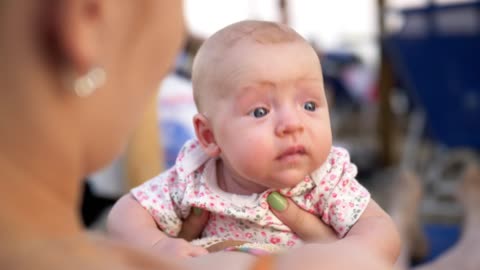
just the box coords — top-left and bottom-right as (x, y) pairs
(207, 39), (332, 190)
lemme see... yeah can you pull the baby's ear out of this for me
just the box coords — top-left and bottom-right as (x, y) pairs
(193, 114), (220, 157)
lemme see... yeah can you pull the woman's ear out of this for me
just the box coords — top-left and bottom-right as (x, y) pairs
(52, 0), (106, 74)
(193, 114), (220, 157)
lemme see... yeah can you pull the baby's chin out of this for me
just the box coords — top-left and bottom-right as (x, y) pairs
(267, 174), (307, 190)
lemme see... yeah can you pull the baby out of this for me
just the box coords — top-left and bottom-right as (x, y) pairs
(108, 20), (399, 260)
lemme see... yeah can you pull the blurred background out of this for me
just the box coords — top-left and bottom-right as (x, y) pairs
(82, 0), (480, 267)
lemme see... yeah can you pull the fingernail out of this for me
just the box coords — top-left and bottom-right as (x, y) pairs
(193, 207), (203, 216)
(267, 192), (287, 212)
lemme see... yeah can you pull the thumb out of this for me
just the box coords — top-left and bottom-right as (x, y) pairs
(178, 207), (210, 241)
(267, 192), (337, 242)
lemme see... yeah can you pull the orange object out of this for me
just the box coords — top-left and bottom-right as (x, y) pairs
(251, 255), (276, 270)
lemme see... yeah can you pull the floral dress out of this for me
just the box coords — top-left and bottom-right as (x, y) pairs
(131, 139), (370, 248)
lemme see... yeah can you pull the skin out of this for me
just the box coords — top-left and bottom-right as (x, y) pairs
(0, 0), (189, 269)
(109, 21), (401, 265)
(194, 39), (332, 194)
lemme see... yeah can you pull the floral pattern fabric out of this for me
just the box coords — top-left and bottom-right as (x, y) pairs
(131, 139), (370, 248)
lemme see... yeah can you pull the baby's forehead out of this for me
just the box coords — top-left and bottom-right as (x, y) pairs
(219, 21), (300, 48)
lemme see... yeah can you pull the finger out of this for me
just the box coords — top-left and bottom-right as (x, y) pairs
(178, 207), (210, 241)
(188, 245), (209, 257)
(267, 192), (337, 241)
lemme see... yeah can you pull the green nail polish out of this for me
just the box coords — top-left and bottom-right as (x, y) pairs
(193, 207), (203, 216)
(267, 192), (287, 211)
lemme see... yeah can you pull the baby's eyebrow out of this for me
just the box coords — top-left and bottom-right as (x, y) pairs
(237, 81), (275, 96)
(234, 83), (272, 109)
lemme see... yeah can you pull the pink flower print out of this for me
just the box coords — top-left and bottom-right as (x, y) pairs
(152, 199), (157, 204)
(304, 193), (313, 201)
(335, 199), (341, 206)
(179, 167), (184, 172)
(287, 240), (295, 247)
(219, 227), (225, 233)
(151, 184), (158, 191)
(330, 174), (337, 181)
(350, 186), (358, 192)
(234, 233), (240, 238)
(330, 158), (335, 165)
(349, 202), (354, 208)
(245, 232), (253, 239)
(260, 202), (268, 209)
(209, 196), (215, 200)
(292, 234), (299, 240)
(266, 216), (272, 221)
(305, 176), (311, 182)
(320, 180), (326, 185)
(209, 202), (215, 207)
(270, 237), (281, 244)
(332, 193), (337, 198)
(163, 187), (169, 193)
(219, 214), (225, 219)
(220, 202), (225, 206)
(324, 186), (330, 192)
(286, 191), (292, 196)
(169, 177), (175, 183)
(338, 227), (344, 233)
(342, 180), (349, 187)
(314, 201), (323, 212)
(261, 231), (267, 237)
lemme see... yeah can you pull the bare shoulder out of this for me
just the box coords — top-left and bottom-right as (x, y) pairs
(0, 234), (181, 270)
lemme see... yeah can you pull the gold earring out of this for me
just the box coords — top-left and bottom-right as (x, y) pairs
(74, 67), (106, 97)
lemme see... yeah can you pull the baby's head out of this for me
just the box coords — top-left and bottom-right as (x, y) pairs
(192, 20), (332, 191)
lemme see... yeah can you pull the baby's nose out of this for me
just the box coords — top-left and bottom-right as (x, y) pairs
(275, 111), (304, 137)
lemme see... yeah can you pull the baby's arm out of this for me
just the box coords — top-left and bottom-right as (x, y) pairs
(107, 194), (208, 258)
(340, 199), (401, 264)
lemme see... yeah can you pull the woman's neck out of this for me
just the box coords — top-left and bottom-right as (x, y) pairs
(216, 159), (268, 195)
(0, 151), (82, 239)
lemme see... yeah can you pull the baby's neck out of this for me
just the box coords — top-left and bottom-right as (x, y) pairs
(216, 159), (268, 195)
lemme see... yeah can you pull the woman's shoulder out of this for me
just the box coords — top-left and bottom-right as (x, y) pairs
(1, 234), (182, 270)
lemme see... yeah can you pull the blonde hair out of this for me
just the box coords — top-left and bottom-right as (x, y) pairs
(191, 20), (306, 112)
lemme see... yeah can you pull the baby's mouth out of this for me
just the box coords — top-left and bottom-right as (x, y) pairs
(276, 145), (306, 160)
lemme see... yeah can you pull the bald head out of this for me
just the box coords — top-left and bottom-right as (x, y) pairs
(192, 20), (307, 113)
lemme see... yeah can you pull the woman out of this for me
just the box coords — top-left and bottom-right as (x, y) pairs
(0, 1), (393, 269)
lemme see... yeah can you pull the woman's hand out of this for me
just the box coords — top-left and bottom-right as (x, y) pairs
(267, 192), (338, 242)
(144, 207), (210, 258)
(177, 207), (210, 241)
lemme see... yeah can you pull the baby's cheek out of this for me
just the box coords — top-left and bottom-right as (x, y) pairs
(236, 145), (269, 175)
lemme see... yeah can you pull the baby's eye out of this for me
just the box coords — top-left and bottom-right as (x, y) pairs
(250, 107), (269, 118)
(304, 101), (317, 111)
